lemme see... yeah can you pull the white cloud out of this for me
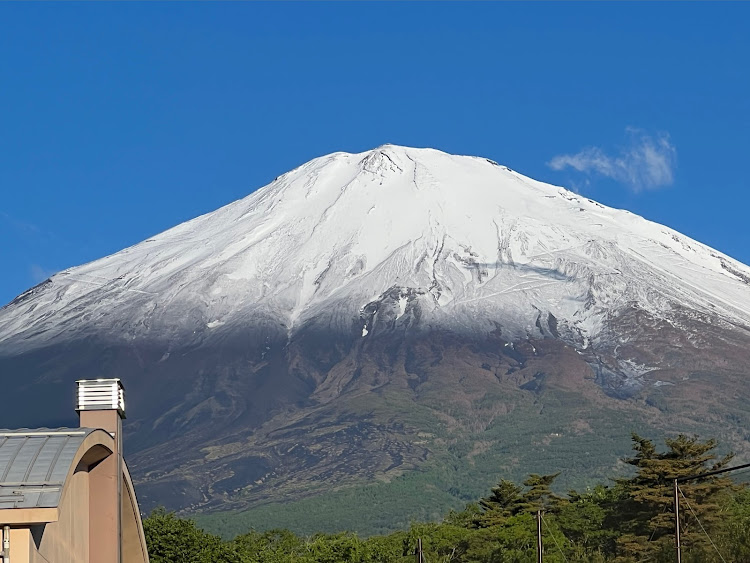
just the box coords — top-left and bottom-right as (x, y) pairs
(30, 264), (57, 283)
(548, 129), (677, 191)
(0, 211), (41, 235)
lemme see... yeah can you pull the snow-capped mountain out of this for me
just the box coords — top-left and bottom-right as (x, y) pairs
(3, 145), (749, 359)
(2, 146), (749, 526)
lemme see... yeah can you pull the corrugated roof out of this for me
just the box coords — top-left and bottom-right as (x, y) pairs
(0, 428), (97, 509)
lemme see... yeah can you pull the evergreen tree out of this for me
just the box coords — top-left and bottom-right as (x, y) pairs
(516, 473), (562, 514)
(478, 479), (523, 526)
(613, 433), (733, 562)
(477, 473), (561, 527)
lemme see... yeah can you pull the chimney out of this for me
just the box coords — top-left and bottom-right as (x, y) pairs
(76, 379), (124, 563)
(76, 378), (125, 432)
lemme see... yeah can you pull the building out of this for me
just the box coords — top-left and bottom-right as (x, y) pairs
(0, 379), (149, 563)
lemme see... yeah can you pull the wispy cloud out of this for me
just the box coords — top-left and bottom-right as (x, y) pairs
(0, 211), (42, 235)
(548, 129), (677, 192)
(30, 264), (58, 283)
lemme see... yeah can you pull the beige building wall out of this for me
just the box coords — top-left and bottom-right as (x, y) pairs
(121, 468), (149, 563)
(1, 430), (149, 563)
(9, 527), (32, 563)
(35, 463), (91, 562)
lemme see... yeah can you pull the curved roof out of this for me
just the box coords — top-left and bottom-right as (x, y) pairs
(0, 428), (98, 509)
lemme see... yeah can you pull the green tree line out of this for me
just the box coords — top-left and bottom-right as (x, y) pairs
(144, 434), (750, 562)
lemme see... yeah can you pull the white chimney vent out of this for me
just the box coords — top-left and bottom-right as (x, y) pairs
(76, 378), (125, 418)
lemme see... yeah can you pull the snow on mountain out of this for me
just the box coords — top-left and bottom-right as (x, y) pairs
(4, 145), (750, 520)
(2, 144), (750, 358)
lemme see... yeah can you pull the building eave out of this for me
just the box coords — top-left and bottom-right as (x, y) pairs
(0, 506), (59, 525)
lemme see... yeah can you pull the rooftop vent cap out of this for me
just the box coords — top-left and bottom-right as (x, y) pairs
(76, 379), (125, 417)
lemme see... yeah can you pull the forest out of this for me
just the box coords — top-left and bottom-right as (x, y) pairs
(143, 434), (750, 562)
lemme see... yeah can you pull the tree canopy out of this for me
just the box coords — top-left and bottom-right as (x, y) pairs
(144, 434), (749, 562)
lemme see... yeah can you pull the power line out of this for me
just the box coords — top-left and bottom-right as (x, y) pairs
(673, 462), (750, 562)
(676, 461), (750, 483)
(678, 487), (726, 563)
(540, 512), (568, 562)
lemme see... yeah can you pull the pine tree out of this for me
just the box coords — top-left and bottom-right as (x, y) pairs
(517, 473), (562, 514)
(613, 434), (734, 562)
(476, 473), (561, 531)
(478, 479), (523, 524)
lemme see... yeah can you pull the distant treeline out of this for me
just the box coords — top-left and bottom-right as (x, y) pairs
(144, 434), (750, 562)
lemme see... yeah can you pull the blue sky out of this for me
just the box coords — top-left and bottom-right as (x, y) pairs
(1, 2), (748, 306)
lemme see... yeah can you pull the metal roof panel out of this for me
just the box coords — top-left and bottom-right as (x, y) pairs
(0, 428), (98, 509)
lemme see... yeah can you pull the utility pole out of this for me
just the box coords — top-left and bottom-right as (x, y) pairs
(415, 537), (424, 563)
(537, 510), (543, 563)
(674, 479), (681, 563)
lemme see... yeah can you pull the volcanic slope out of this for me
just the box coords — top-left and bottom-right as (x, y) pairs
(1, 145), (750, 532)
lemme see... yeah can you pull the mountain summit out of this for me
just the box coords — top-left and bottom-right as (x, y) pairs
(4, 145), (748, 359)
(1, 146), (749, 529)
